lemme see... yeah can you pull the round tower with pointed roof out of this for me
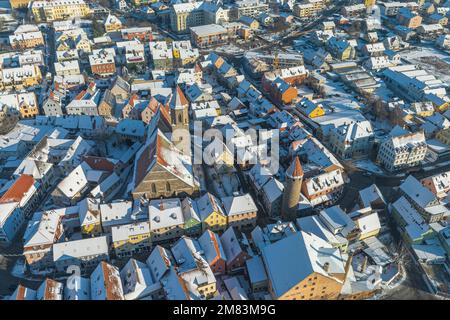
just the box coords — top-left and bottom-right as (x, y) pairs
(281, 156), (304, 220)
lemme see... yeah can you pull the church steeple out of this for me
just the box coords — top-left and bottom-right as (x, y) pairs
(169, 86), (189, 145)
(170, 85), (189, 110)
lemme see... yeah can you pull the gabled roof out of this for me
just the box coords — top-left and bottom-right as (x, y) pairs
(181, 197), (201, 222)
(105, 13), (121, 26)
(36, 278), (63, 300)
(91, 261), (124, 300)
(220, 227), (246, 263)
(198, 229), (226, 265)
(0, 174), (35, 203)
(120, 258), (160, 300)
(359, 184), (386, 208)
(78, 197), (101, 226)
(64, 277), (90, 300)
(296, 215), (348, 247)
(319, 205), (356, 237)
(10, 285), (36, 300)
(133, 128), (196, 190)
(245, 255), (267, 285)
(53, 236), (109, 262)
(170, 85), (189, 110)
(149, 198), (184, 230)
(55, 162), (91, 198)
(83, 156), (117, 172)
(261, 231), (346, 298)
(23, 210), (62, 247)
(144, 97), (171, 127)
(221, 194), (257, 216)
(196, 192), (225, 221)
(356, 212), (381, 235)
(171, 236), (203, 272)
(146, 245), (173, 282)
(400, 175), (438, 209)
(112, 75), (130, 93)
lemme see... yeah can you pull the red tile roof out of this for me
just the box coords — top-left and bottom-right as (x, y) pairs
(147, 97), (159, 113)
(158, 105), (172, 128)
(100, 261), (124, 300)
(83, 156), (116, 172)
(177, 85), (189, 106)
(208, 230), (223, 261)
(170, 85), (188, 108)
(135, 132), (173, 188)
(16, 285), (26, 300)
(0, 175), (35, 204)
(135, 138), (157, 187)
(128, 94), (139, 107)
(288, 156), (303, 178)
(74, 90), (86, 100)
(43, 278), (61, 300)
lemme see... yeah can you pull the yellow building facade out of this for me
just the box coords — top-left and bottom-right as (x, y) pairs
(81, 222), (102, 236)
(10, 0), (31, 8)
(170, 5), (204, 34)
(0, 65), (42, 91)
(436, 129), (450, 146)
(273, 272), (345, 300)
(31, 0), (91, 22)
(202, 211), (227, 233)
(112, 222), (152, 257)
(9, 33), (45, 50)
(19, 102), (39, 119)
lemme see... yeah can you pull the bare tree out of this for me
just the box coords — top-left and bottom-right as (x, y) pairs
(98, 0), (112, 9)
(318, 84), (326, 98)
(0, 17), (5, 32)
(92, 19), (105, 38)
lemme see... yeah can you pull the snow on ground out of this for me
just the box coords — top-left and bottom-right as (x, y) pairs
(400, 44), (450, 83)
(213, 44), (244, 55)
(370, 118), (393, 132)
(321, 79), (361, 105)
(354, 159), (385, 175)
(372, 82), (396, 103)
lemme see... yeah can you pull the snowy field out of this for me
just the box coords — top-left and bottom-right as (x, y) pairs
(400, 44), (450, 83)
